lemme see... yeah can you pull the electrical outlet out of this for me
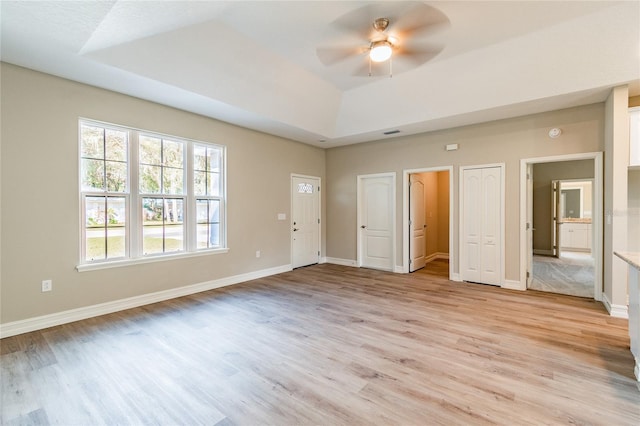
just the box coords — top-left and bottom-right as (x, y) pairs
(256, 250), (261, 258)
(42, 279), (52, 292)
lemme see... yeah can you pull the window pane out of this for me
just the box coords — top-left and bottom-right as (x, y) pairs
(142, 198), (184, 255)
(165, 223), (184, 252)
(142, 198), (164, 255)
(139, 135), (161, 165)
(81, 125), (104, 159)
(194, 171), (206, 196)
(106, 161), (127, 192)
(208, 172), (220, 196)
(196, 199), (219, 249)
(106, 197), (126, 259)
(163, 167), (183, 195)
(163, 139), (183, 168)
(105, 129), (127, 161)
(209, 149), (221, 172)
(140, 165), (161, 194)
(81, 159), (105, 191)
(85, 196), (106, 261)
(194, 145), (207, 171)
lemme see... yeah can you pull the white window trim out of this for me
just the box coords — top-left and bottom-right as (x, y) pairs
(76, 248), (230, 272)
(77, 118), (227, 271)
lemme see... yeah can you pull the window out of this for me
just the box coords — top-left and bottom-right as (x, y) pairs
(79, 120), (226, 267)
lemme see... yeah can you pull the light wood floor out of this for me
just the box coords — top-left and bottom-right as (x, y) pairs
(2, 262), (639, 425)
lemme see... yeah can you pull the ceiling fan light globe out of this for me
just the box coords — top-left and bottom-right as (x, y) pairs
(370, 42), (392, 62)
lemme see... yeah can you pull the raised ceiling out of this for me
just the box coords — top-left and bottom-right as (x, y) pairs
(1, 1), (639, 147)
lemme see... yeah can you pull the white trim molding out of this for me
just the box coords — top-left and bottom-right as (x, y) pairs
(402, 166), (454, 280)
(602, 293), (629, 319)
(0, 264), (292, 339)
(325, 257), (358, 267)
(503, 279), (526, 291)
(519, 152), (603, 302)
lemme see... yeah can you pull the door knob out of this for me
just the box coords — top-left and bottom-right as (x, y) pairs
(293, 228), (298, 232)
(361, 225), (366, 229)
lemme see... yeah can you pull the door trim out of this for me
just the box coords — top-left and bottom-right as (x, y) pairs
(519, 152), (603, 301)
(402, 166), (454, 278)
(357, 172), (396, 271)
(459, 163), (506, 287)
(290, 174), (321, 268)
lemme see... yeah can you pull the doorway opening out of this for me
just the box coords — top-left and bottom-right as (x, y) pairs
(403, 167), (453, 279)
(520, 153), (602, 300)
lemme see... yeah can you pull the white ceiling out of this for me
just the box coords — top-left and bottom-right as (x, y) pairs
(1, 1), (639, 147)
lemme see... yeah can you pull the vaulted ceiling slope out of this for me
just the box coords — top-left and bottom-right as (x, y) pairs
(1, 1), (638, 147)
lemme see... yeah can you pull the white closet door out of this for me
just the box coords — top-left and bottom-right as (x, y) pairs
(462, 166), (502, 286)
(359, 174), (395, 271)
(462, 169), (482, 282)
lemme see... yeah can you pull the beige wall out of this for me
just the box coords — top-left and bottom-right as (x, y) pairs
(437, 171), (450, 254)
(326, 103), (605, 282)
(422, 172), (439, 257)
(0, 63), (325, 324)
(604, 86), (629, 308)
(629, 170), (640, 252)
(532, 161), (594, 252)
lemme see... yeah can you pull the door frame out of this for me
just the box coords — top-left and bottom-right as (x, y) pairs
(402, 166), (454, 278)
(357, 172), (396, 271)
(519, 152), (603, 301)
(459, 163), (506, 286)
(290, 173), (321, 268)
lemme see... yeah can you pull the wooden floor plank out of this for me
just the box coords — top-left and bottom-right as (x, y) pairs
(1, 261), (639, 425)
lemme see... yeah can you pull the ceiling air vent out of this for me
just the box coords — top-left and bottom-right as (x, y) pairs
(383, 130), (400, 135)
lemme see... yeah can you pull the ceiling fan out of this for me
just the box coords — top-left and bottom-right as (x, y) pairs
(316, 2), (450, 77)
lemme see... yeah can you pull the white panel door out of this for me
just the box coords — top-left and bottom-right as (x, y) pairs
(462, 169), (482, 282)
(292, 176), (320, 269)
(480, 167), (501, 285)
(409, 175), (426, 272)
(359, 174), (394, 271)
(462, 166), (502, 286)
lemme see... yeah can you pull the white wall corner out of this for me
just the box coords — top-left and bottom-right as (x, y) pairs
(602, 292), (629, 319)
(325, 257), (358, 267)
(0, 264), (293, 339)
(394, 265), (405, 274)
(503, 279), (526, 291)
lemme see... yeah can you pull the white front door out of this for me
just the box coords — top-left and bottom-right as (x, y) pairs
(461, 166), (502, 286)
(409, 174), (426, 272)
(292, 175), (320, 269)
(358, 173), (395, 271)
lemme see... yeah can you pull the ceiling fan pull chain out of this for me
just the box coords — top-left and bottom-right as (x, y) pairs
(369, 55), (372, 77)
(389, 57), (393, 78)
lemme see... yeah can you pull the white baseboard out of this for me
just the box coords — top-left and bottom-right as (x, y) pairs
(533, 249), (554, 256)
(0, 264), (292, 339)
(602, 293), (628, 319)
(502, 279), (526, 291)
(425, 252), (450, 263)
(325, 257), (358, 267)
(451, 273), (462, 282)
(394, 265), (405, 273)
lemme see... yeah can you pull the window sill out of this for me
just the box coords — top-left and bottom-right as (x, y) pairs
(76, 248), (230, 272)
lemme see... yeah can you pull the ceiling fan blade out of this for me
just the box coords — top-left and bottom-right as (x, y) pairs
(329, 4), (380, 41)
(316, 46), (367, 66)
(390, 3), (450, 39)
(395, 44), (445, 67)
